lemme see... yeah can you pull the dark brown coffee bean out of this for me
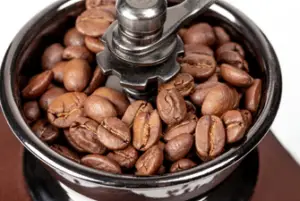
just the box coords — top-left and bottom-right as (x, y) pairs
(51, 144), (80, 163)
(47, 92), (87, 128)
(64, 129), (85, 152)
(190, 82), (223, 107)
(159, 73), (195, 97)
(122, 100), (153, 127)
(183, 23), (216, 46)
(42, 43), (64, 70)
(85, 36), (105, 53)
(157, 88), (187, 125)
(86, 0), (116, 10)
(84, 95), (117, 123)
(23, 101), (41, 124)
(216, 42), (245, 58)
(84, 67), (106, 95)
(39, 87), (66, 110)
(62, 46), (94, 63)
(185, 101), (197, 115)
(217, 51), (248, 72)
(178, 28), (187, 39)
(52, 61), (67, 83)
(133, 110), (161, 151)
(69, 117), (107, 154)
(107, 145), (138, 169)
(222, 110), (247, 143)
(64, 59), (92, 92)
(92, 87), (130, 116)
(181, 54), (216, 81)
(245, 79), (262, 113)
(157, 165), (166, 175)
(32, 119), (59, 142)
(240, 109), (253, 129)
(76, 8), (115, 37)
(22, 71), (53, 99)
(165, 133), (194, 162)
(170, 159), (197, 173)
(195, 115), (225, 161)
(213, 26), (230, 46)
(184, 44), (214, 56)
(64, 28), (85, 47)
(135, 145), (163, 176)
(220, 64), (253, 87)
(81, 154), (122, 174)
(96, 117), (131, 150)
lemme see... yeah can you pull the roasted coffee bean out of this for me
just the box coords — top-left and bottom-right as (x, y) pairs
(217, 51), (248, 72)
(178, 28), (187, 38)
(64, 28), (85, 47)
(52, 61), (67, 83)
(157, 88), (187, 125)
(81, 154), (122, 174)
(190, 82), (223, 107)
(245, 79), (262, 113)
(207, 72), (219, 82)
(48, 92), (87, 128)
(64, 129), (85, 152)
(85, 36), (105, 53)
(135, 145), (163, 176)
(98, 4), (116, 16)
(42, 43), (64, 70)
(76, 8), (115, 37)
(96, 117), (131, 150)
(165, 133), (194, 162)
(51, 144), (80, 163)
(107, 145), (138, 169)
(220, 64), (253, 87)
(84, 95), (117, 123)
(122, 100), (153, 127)
(183, 23), (216, 46)
(213, 26), (230, 46)
(184, 44), (214, 56)
(159, 73), (195, 97)
(157, 165), (166, 175)
(185, 101), (197, 115)
(241, 110), (253, 129)
(84, 67), (106, 95)
(69, 117), (106, 154)
(32, 119), (59, 142)
(133, 110), (161, 151)
(64, 59), (92, 92)
(181, 54), (216, 81)
(62, 46), (94, 63)
(86, 0), (116, 10)
(22, 71), (53, 99)
(216, 42), (245, 58)
(23, 101), (41, 123)
(92, 87), (130, 116)
(195, 115), (225, 161)
(39, 87), (66, 110)
(222, 110), (247, 143)
(170, 159), (197, 173)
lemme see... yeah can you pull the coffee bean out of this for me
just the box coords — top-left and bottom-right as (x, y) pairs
(69, 117), (107, 154)
(86, 0), (116, 10)
(135, 145), (163, 176)
(170, 159), (197, 173)
(63, 59), (92, 92)
(62, 46), (94, 63)
(85, 36), (105, 53)
(159, 73), (195, 97)
(52, 61), (67, 83)
(213, 26), (230, 46)
(48, 92), (87, 128)
(99, 4), (116, 16)
(84, 67), (106, 95)
(76, 8), (115, 37)
(157, 165), (166, 175)
(222, 110), (247, 143)
(81, 154), (122, 174)
(207, 72), (219, 82)
(157, 88), (187, 125)
(178, 28), (187, 39)
(96, 117), (131, 150)
(216, 42), (245, 58)
(51, 144), (80, 163)
(133, 110), (161, 151)
(184, 44), (214, 56)
(42, 43), (64, 70)
(245, 79), (262, 113)
(64, 28), (85, 47)
(92, 87), (130, 116)
(240, 109), (252, 129)
(181, 54), (216, 81)
(122, 100), (153, 127)
(190, 82), (223, 107)
(32, 119), (59, 142)
(23, 101), (41, 124)
(217, 50), (248, 72)
(195, 115), (225, 161)
(22, 71), (53, 99)
(183, 23), (216, 46)
(64, 129), (85, 152)
(165, 133), (194, 162)
(107, 145), (138, 169)
(220, 64), (253, 87)
(39, 87), (66, 110)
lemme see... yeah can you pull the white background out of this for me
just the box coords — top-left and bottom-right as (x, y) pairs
(0, 0), (299, 164)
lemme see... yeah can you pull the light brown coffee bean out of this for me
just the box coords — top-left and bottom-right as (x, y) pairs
(84, 67), (106, 95)
(240, 109), (253, 129)
(39, 87), (66, 110)
(190, 82), (223, 107)
(170, 159), (197, 173)
(213, 26), (230, 46)
(195, 115), (225, 161)
(217, 50), (248, 72)
(23, 101), (41, 124)
(52, 61), (68, 83)
(222, 110), (247, 143)
(184, 44), (214, 56)
(107, 145), (138, 169)
(216, 42), (245, 58)
(51, 144), (80, 163)
(157, 88), (187, 125)
(220, 64), (253, 87)
(81, 154), (122, 174)
(64, 129), (85, 152)
(32, 119), (59, 142)
(85, 36), (105, 53)
(183, 23), (216, 46)
(86, 0), (116, 10)
(62, 46), (94, 63)
(245, 79), (262, 113)
(47, 92), (87, 128)
(42, 43), (64, 70)
(133, 110), (161, 151)
(64, 28), (85, 47)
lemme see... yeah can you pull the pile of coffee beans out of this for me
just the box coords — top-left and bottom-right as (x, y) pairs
(21, 0), (262, 176)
